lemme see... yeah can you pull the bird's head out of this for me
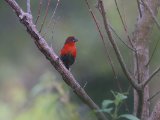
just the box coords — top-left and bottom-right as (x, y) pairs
(65, 36), (78, 44)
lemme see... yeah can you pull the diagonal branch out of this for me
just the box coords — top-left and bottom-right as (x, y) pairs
(97, 0), (140, 90)
(148, 89), (160, 101)
(137, 0), (142, 18)
(109, 24), (135, 51)
(141, 66), (160, 88)
(4, 0), (108, 120)
(146, 38), (160, 66)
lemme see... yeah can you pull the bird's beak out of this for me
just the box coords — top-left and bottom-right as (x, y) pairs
(74, 38), (78, 42)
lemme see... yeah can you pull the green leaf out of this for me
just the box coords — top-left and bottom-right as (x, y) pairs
(102, 100), (113, 109)
(114, 92), (127, 106)
(119, 114), (140, 120)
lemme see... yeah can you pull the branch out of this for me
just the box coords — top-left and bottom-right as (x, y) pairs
(148, 89), (160, 101)
(141, 66), (160, 88)
(97, 0), (140, 90)
(4, 0), (107, 120)
(146, 38), (160, 66)
(137, 0), (142, 18)
(109, 23), (135, 51)
(26, 0), (31, 14)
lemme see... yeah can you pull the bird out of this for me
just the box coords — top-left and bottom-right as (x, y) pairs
(60, 36), (78, 70)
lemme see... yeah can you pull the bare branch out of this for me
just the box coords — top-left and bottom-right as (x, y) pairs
(97, 0), (140, 90)
(141, 66), (160, 88)
(4, 0), (107, 120)
(26, 0), (31, 14)
(146, 38), (160, 66)
(109, 25), (135, 51)
(137, 0), (142, 18)
(114, 0), (127, 33)
(148, 89), (160, 101)
(114, 0), (134, 49)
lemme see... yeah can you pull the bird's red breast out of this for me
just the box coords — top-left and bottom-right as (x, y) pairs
(60, 42), (77, 59)
(60, 36), (78, 69)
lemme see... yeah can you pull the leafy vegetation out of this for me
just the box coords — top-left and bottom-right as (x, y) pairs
(98, 91), (139, 120)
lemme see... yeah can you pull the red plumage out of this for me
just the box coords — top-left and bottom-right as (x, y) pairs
(60, 36), (78, 69)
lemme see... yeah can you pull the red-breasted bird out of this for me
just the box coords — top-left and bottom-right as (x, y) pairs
(60, 36), (78, 70)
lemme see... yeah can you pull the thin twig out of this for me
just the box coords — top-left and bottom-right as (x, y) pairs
(51, 17), (60, 40)
(142, 66), (160, 88)
(109, 25), (135, 51)
(146, 38), (160, 66)
(5, 0), (108, 120)
(97, 0), (140, 90)
(26, 0), (31, 14)
(148, 89), (160, 101)
(114, 0), (133, 48)
(43, 0), (60, 37)
(39, 0), (51, 33)
(35, 0), (43, 24)
(137, 0), (142, 18)
(47, 0), (60, 29)
(114, 0), (126, 32)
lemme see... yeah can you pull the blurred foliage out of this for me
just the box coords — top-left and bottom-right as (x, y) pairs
(98, 91), (139, 120)
(0, 71), (82, 120)
(0, 0), (160, 119)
